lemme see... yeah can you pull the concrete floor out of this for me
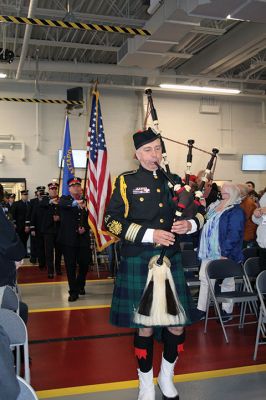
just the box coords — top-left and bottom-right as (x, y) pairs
(21, 279), (114, 310)
(17, 266), (266, 400)
(38, 372), (266, 400)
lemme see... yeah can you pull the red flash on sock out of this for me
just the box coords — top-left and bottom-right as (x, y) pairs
(135, 348), (147, 360)
(178, 344), (184, 352)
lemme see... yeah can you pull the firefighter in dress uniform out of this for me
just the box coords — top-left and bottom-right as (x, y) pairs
(39, 182), (62, 278)
(58, 177), (92, 302)
(104, 128), (204, 400)
(30, 186), (47, 270)
(11, 189), (30, 256)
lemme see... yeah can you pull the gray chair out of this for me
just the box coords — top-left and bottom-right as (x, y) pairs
(204, 259), (258, 343)
(242, 247), (260, 262)
(243, 257), (261, 293)
(181, 249), (201, 289)
(1, 286), (19, 313)
(0, 309), (30, 383)
(17, 376), (38, 400)
(1, 286), (21, 373)
(243, 257), (261, 318)
(253, 270), (266, 360)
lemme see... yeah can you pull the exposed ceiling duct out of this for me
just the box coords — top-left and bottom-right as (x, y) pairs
(118, 0), (201, 69)
(185, 0), (266, 23)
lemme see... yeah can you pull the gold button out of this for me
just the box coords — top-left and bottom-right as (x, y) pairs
(159, 203), (163, 207)
(140, 197), (144, 202)
(154, 175), (158, 179)
(160, 218), (164, 223)
(157, 188), (161, 193)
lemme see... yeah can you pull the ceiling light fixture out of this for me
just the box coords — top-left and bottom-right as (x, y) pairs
(159, 84), (241, 95)
(0, 72), (7, 79)
(226, 14), (245, 21)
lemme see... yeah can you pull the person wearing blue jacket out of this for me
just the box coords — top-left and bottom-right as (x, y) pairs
(197, 183), (245, 321)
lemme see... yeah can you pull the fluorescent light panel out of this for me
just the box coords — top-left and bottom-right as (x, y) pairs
(0, 73), (7, 79)
(159, 83), (240, 95)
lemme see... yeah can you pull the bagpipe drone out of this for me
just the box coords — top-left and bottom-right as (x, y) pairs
(134, 89), (219, 326)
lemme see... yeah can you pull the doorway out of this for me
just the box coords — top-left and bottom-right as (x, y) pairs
(0, 178), (27, 200)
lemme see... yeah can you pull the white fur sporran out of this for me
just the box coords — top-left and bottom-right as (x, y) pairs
(133, 255), (187, 326)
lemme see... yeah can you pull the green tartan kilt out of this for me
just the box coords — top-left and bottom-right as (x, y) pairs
(110, 248), (194, 328)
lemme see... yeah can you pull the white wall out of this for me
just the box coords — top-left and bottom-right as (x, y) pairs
(0, 83), (265, 196)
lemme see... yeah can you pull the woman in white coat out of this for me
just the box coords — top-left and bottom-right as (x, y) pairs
(252, 192), (266, 270)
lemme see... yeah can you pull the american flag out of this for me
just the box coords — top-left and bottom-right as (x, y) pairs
(86, 87), (115, 251)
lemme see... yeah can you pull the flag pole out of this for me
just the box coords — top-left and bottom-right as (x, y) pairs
(58, 112), (68, 195)
(83, 82), (97, 202)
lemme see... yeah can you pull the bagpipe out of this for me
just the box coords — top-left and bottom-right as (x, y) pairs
(134, 89), (219, 326)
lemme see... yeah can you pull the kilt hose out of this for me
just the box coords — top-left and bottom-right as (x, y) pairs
(110, 248), (194, 329)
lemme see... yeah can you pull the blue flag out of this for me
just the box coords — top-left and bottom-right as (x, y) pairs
(62, 116), (75, 195)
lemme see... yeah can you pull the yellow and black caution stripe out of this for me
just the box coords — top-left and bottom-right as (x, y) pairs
(0, 15), (151, 36)
(0, 97), (84, 105)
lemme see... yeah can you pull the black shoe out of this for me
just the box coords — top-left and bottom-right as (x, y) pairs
(197, 309), (206, 321)
(217, 310), (233, 323)
(68, 294), (79, 302)
(79, 288), (86, 295)
(48, 274), (54, 279)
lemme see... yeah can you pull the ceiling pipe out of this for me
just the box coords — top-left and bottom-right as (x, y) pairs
(15, 0), (38, 80)
(147, 0), (164, 15)
(12, 0), (23, 54)
(1, 79), (265, 100)
(4, 59), (266, 86)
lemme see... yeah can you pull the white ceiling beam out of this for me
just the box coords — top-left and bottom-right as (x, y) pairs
(1, 78), (265, 100)
(16, 0), (38, 80)
(166, 19), (227, 35)
(137, 50), (192, 59)
(6, 37), (119, 52)
(3, 59), (266, 86)
(5, 60), (160, 77)
(191, 25), (226, 35)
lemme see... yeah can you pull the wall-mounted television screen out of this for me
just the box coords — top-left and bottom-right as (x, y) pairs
(242, 154), (266, 171)
(58, 149), (87, 169)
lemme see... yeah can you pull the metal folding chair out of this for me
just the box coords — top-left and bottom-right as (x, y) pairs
(1, 286), (22, 371)
(0, 309), (30, 383)
(181, 249), (201, 289)
(17, 376), (38, 400)
(243, 257), (261, 318)
(242, 246), (260, 262)
(204, 259), (258, 343)
(180, 241), (194, 251)
(253, 270), (266, 360)
(1, 286), (20, 313)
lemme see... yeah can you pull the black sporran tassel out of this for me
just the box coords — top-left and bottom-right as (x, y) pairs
(165, 279), (178, 316)
(138, 280), (154, 316)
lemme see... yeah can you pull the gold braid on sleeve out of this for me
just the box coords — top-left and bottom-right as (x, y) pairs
(120, 175), (129, 218)
(111, 176), (117, 194)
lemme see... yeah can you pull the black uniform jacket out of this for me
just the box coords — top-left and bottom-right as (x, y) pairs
(0, 201), (12, 220)
(104, 166), (204, 257)
(30, 199), (45, 234)
(57, 195), (90, 247)
(11, 200), (29, 233)
(0, 208), (25, 286)
(39, 196), (60, 235)
(25, 197), (39, 228)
